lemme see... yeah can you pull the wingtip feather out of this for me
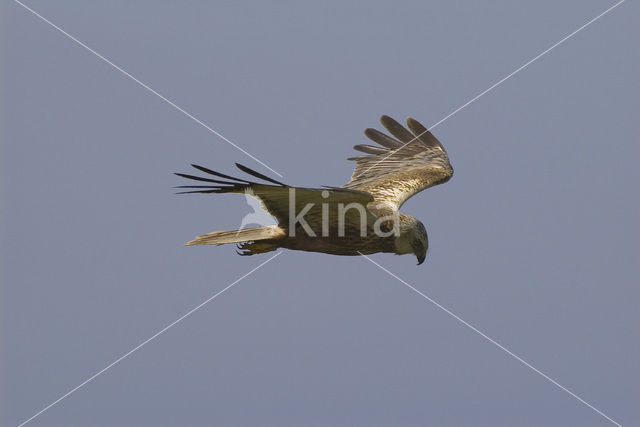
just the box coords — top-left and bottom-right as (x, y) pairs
(235, 163), (287, 186)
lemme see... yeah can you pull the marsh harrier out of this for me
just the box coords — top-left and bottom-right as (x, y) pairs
(176, 115), (453, 264)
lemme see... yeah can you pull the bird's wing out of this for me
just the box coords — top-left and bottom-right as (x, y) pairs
(176, 163), (376, 232)
(344, 115), (453, 210)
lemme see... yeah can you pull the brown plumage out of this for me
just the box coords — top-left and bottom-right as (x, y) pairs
(175, 115), (453, 264)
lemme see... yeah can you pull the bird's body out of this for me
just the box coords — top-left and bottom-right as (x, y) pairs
(238, 209), (416, 257)
(176, 115), (453, 264)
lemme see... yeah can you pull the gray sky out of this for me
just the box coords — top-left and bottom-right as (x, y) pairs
(2, 1), (638, 426)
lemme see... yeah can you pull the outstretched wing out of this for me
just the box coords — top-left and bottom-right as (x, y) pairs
(176, 163), (375, 233)
(344, 115), (453, 210)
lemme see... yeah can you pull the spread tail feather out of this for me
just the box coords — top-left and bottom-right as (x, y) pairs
(185, 225), (285, 246)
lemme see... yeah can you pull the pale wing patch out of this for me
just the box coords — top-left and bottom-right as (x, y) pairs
(344, 116), (453, 209)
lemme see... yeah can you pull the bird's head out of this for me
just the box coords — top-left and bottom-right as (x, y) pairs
(411, 220), (428, 265)
(395, 216), (429, 265)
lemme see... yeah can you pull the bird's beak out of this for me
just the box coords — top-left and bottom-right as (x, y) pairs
(416, 253), (426, 265)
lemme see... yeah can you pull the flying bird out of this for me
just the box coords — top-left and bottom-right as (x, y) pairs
(175, 115), (453, 264)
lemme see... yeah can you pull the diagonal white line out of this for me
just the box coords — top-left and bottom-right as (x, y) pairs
(354, 0), (625, 180)
(426, 0), (624, 132)
(13, 0), (283, 178)
(358, 252), (622, 427)
(17, 251), (283, 427)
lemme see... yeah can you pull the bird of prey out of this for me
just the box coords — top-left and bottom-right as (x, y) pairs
(175, 115), (453, 264)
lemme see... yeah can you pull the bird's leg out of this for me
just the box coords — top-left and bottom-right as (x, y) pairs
(235, 243), (253, 256)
